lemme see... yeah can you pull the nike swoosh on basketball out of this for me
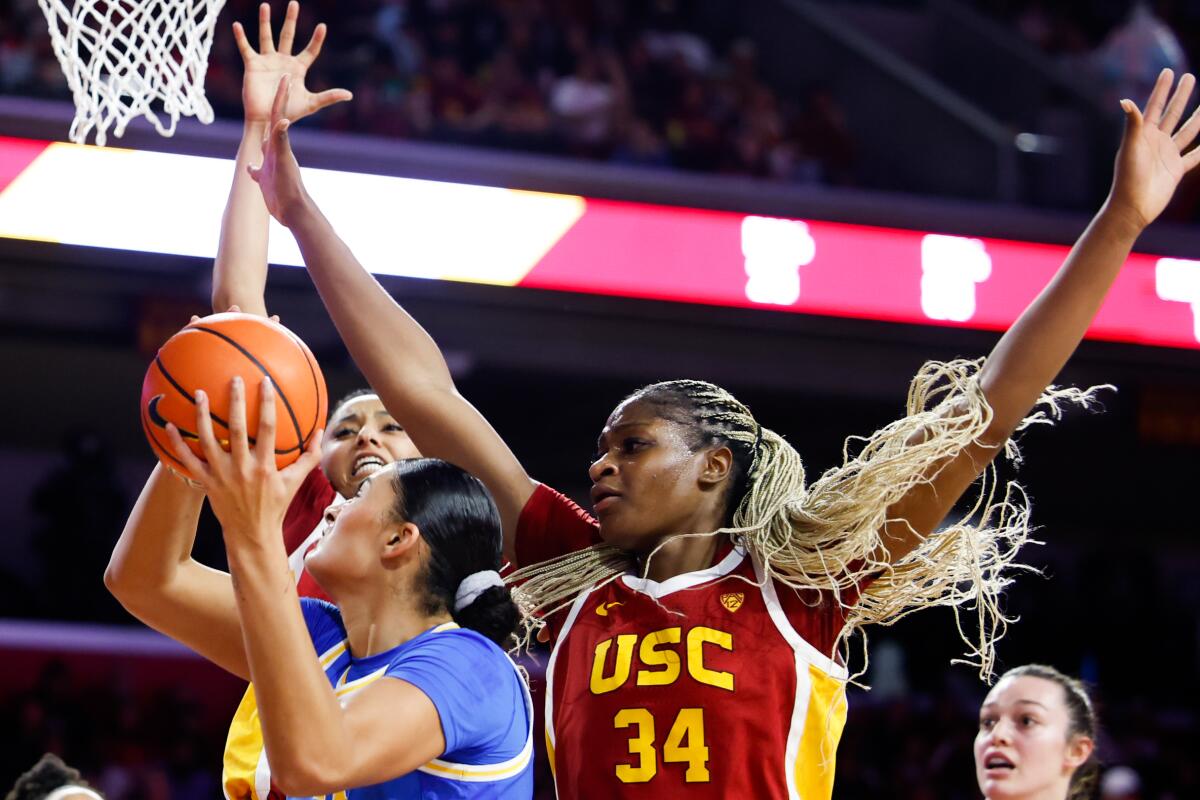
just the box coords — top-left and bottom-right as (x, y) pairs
(147, 395), (199, 440)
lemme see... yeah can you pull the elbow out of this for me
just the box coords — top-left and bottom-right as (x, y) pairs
(103, 554), (158, 614)
(103, 558), (129, 602)
(272, 762), (345, 797)
(267, 738), (358, 796)
(103, 561), (143, 615)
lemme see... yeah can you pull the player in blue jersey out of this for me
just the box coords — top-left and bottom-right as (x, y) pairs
(105, 378), (533, 799)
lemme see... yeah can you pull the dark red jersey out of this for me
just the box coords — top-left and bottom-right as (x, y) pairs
(516, 484), (850, 800)
(282, 466), (337, 602)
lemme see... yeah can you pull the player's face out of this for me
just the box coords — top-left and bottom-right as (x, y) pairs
(305, 464), (399, 587)
(974, 675), (1091, 800)
(588, 399), (723, 552)
(320, 395), (420, 499)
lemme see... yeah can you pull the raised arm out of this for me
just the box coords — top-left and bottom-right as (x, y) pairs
(167, 379), (447, 796)
(249, 80), (536, 562)
(211, 1), (350, 316)
(104, 458), (249, 679)
(880, 70), (1200, 560)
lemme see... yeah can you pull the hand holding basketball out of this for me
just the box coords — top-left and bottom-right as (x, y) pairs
(233, 1), (351, 125)
(141, 312), (327, 480)
(166, 376), (322, 540)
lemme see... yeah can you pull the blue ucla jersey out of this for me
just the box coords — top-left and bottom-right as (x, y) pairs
(293, 598), (533, 800)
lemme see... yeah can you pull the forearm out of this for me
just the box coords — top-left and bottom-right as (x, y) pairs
(226, 534), (354, 783)
(978, 204), (1140, 436)
(105, 464), (206, 601)
(213, 122), (271, 315)
(106, 466), (249, 676)
(287, 201), (456, 394)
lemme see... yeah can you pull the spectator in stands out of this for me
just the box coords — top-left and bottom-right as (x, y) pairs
(1094, 2), (1189, 111)
(5, 0), (854, 183)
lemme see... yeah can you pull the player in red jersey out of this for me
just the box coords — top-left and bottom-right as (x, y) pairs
(203, 6), (419, 796)
(248, 62), (1200, 798)
(208, 2), (421, 601)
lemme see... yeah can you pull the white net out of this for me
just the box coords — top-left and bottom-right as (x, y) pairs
(37, 0), (228, 146)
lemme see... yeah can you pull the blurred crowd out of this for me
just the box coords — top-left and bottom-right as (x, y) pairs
(980, 0), (1196, 105)
(5, 0), (1199, 195)
(2, 660), (224, 800)
(0, 0), (854, 184)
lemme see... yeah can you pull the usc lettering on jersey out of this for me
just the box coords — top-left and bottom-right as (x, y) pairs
(544, 548), (848, 800)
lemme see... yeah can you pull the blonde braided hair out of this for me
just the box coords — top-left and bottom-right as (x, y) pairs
(507, 358), (1108, 679)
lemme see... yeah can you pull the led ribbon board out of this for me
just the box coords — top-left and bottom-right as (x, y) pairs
(0, 135), (1197, 350)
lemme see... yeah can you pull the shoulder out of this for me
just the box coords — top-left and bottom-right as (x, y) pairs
(772, 581), (850, 663)
(299, 597), (346, 652)
(388, 628), (526, 709)
(387, 628), (529, 756)
(284, 468), (336, 544)
(394, 627), (513, 677)
(515, 482), (601, 567)
(519, 483), (597, 530)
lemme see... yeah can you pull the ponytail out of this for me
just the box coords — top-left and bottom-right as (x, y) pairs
(389, 459), (521, 647)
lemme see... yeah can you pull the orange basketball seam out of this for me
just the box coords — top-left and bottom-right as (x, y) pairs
(154, 355), (235, 432)
(151, 355), (301, 455)
(286, 330), (325, 444)
(190, 324), (305, 453)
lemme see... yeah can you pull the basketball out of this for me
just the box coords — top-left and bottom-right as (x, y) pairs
(140, 312), (328, 479)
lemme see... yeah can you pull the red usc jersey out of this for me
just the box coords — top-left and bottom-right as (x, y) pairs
(516, 485), (851, 800)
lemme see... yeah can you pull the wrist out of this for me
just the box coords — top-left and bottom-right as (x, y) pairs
(281, 191), (321, 230)
(223, 523), (286, 562)
(242, 118), (269, 137)
(226, 538), (293, 597)
(1096, 199), (1148, 241)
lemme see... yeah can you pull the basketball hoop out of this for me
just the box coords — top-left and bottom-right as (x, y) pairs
(37, 0), (227, 146)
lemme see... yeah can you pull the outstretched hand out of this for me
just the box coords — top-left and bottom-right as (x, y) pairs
(165, 376), (321, 545)
(234, 0), (351, 126)
(247, 75), (310, 226)
(1108, 68), (1200, 231)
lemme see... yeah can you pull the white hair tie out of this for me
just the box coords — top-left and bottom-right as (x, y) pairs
(44, 787), (104, 800)
(454, 570), (504, 612)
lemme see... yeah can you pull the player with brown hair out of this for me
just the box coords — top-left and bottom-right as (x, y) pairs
(249, 37), (1199, 798)
(975, 664), (1099, 800)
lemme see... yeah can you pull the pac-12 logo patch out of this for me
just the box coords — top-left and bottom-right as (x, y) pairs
(720, 592), (744, 612)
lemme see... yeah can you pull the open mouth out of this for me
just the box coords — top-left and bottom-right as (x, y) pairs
(351, 455), (387, 477)
(984, 755), (1015, 772)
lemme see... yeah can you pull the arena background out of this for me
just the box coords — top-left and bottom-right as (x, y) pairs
(1, 0), (1198, 798)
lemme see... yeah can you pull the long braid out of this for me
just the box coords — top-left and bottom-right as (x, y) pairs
(508, 359), (1108, 678)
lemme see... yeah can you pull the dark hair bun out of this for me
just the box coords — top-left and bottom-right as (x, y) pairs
(453, 584), (520, 647)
